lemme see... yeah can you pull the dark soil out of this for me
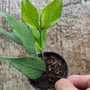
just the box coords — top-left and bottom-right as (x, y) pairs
(30, 53), (67, 90)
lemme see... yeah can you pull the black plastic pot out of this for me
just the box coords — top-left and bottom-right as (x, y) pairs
(28, 51), (69, 90)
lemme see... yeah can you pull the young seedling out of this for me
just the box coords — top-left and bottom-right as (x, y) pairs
(0, 0), (62, 79)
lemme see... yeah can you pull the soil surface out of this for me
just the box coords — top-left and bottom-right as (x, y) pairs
(30, 53), (67, 90)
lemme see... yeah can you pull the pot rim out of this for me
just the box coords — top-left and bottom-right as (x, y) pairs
(38, 51), (69, 78)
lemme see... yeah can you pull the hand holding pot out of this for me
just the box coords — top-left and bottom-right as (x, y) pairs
(55, 75), (90, 90)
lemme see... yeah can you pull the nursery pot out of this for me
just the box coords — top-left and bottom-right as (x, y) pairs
(28, 51), (69, 90)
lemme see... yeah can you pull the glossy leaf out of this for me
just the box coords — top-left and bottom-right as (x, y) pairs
(22, 0), (40, 30)
(41, 0), (63, 29)
(0, 12), (36, 54)
(0, 57), (46, 79)
(0, 29), (23, 46)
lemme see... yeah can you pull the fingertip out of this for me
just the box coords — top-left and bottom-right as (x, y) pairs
(55, 78), (66, 88)
(55, 78), (69, 89)
(55, 78), (78, 90)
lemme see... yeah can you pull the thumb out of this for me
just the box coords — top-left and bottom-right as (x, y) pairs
(55, 78), (78, 90)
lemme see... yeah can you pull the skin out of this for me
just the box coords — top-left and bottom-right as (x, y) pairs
(55, 75), (90, 90)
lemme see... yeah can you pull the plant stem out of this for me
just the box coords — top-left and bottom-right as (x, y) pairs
(39, 11), (45, 62)
(39, 30), (45, 62)
(41, 51), (45, 62)
(40, 30), (42, 47)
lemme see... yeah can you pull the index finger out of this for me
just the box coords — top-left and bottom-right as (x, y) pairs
(68, 75), (90, 89)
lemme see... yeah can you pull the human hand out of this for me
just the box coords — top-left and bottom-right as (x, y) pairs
(55, 75), (90, 90)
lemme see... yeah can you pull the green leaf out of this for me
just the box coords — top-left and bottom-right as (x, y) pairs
(22, 0), (40, 30)
(41, 0), (63, 29)
(0, 29), (23, 46)
(0, 12), (36, 54)
(0, 57), (46, 79)
(31, 29), (41, 52)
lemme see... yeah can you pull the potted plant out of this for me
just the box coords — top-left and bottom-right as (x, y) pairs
(0, 0), (69, 90)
